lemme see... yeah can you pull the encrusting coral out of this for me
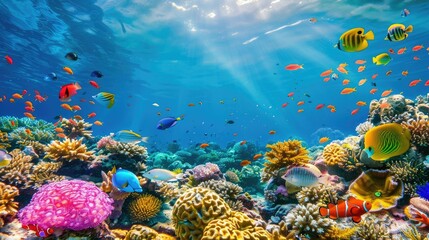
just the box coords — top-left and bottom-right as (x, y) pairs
(0, 182), (19, 228)
(0, 149), (34, 188)
(296, 184), (338, 206)
(348, 169), (403, 212)
(59, 118), (93, 139)
(262, 140), (311, 182)
(124, 224), (176, 240)
(44, 138), (94, 162)
(127, 193), (163, 223)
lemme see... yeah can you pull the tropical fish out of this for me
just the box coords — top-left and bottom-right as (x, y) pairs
(63, 66), (73, 74)
(381, 89), (393, 97)
(87, 112), (96, 118)
(71, 105), (81, 111)
(44, 72), (58, 81)
(200, 143), (209, 148)
(402, 70), (408, 76)
(337, 66), (348, 74)
(397, 47), (407, 54)
(355, 60), (366, 64)
(356, 101), (367, 106)
(268, 130), (276, 135)
(24, 112), (35, 119)
(340, 88), (356, 94)
(61, 103), (73, 111)
(357, 65), (366, 72)
(425, 80), (429, 86)
(94, 121), (103, 126)
(319, 196), (371, 223)
(92, 92), (115, 109)
(281, 103), (288, 108)
(385, 24), (413, 41)
(287, 92), (294, 97)
(5, 55), (13, 64)
(253, 153), (263, 160)
(152, 103), (160, 107)
(65, 52), (78, 61)
(315, 104), (325, 110)
(358, 78), (367, 86)
(89, 80), (100, 89)
(285, 64), (303, 70)
(331, 73), (338, 81)
(142, 168), (183, 182)
(412, 45), (424, 51)
(240, 160), (251, 167)
(372, 53), (391, 65)
(59, 83), (81, 102)
(112, 167), (142, 192)
(342, 79), (350, 85)
(113, 130), (148, 143)
(409, 79), (421, 87)
(364, 123), (411, 161)
(12, 93), (23, 99)
(22, 224), (54, 238)
(0, 149), (12, 168)
(336, 28), (374, 52)
(319, 137), (329, 144)
(351, 108), (359, 115)
(401, 8), (410, 17)
(320, 69), (333, 77)
(281, 164), (322, 188)
(157, 117), (182, 130)
(297, 101), (305, 106)
(90, 70), (103, 78)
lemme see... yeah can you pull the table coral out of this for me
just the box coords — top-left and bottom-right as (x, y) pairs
(127, 193), (163, 223)
(0, 149), (34, 188)
(262, 140), (311, 182)
(201, 211), (272, 240)
(125, 225), (176, 240)
(0, 182), (19, 228)
(44, 138), (94, 162)
(348, 169), (403, 212)
(172, 187), (231, 240)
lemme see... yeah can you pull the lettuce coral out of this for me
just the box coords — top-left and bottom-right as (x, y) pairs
(262, 140), (311, 182)
(44, 138), (94, 162)
(128, 193), (163, 223)
(0, 182), (19, 228)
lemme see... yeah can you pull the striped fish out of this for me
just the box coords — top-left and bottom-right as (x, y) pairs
(281, 165), (321, 187)
(92, 92), (115, 108)
(336, 28), (374, 52)
(319, 196), (372, 223)
(385, 24), (413, 41)
(113, 130), (148, 143)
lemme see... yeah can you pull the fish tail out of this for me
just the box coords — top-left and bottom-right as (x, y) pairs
(74, 82), (82, 90)
(406, 25), (413, 32)
(107, 98), (115, 109)
(372, 57), (376, 64)
(141, 136), (149, 143)
(365, 30), (374, 40)
(319, 207), (328, 217)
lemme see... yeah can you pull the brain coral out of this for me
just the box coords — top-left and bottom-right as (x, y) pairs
(44, 138), (94, 162)
(18, 180), (113, 231)
(262, 140), (311, 182)
(172, 187), (231, 240)
(128, 193), (163, 223)
(322, 143), (348, 166)
(125, 224), (176, 240)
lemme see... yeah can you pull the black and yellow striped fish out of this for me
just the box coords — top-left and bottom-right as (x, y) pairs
(364, 123), (411, 161)
(92, 92), (115, 108)
(385, 24), (413, 41)
(336, 28), (374, 52)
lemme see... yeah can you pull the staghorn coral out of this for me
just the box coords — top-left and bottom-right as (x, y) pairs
(173, 187), (231, 240)
(285, 203), (335, 238)
(225, 170), (240, 183)
(59, 118), (93, 139)
(0, 149), (34, 188)
(44, 138), (94, 162)
(125, 225), (176, 240)
(356, 215), (391, 240)
(387, 155), (428, 196)
(348, 169), (403, 212)
(201, 211), (272, 240)
(28, 161), (65, 188)
(296, 184), (338, 206)
(355, 121), (374, 135)
(0, 182), (19, 228)
(402, 119), (429, 147)
(127, 193), (163, 223)
(262, 140), (311, 182)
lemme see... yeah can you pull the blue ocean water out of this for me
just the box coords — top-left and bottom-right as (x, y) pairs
(0, 0), (428, 149)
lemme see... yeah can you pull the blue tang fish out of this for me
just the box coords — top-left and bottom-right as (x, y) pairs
(111, 166), (142, 192)
(157, 117), (182, 130)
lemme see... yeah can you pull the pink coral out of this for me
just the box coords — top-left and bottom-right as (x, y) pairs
(18, 180), (113, 231)
(97, 136), (117, 149)
(192, 162), (222, 183)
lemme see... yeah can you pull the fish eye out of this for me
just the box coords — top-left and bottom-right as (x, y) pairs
(357, 30), (362, 34)
(368, 147), (372, 151)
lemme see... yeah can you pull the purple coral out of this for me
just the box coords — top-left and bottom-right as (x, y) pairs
(192, 162), (222, 183)
(18, 180), (113, 231)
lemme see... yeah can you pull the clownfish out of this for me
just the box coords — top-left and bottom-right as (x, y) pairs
(22, 223), (54, 237)
(319, 196), (371, 223)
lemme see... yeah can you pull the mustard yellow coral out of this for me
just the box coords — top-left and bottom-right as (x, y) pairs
(262, 140), (311, 182)
(322, 143), (348, 166)
(322, 225), (357, 240)
(44, 138), (94, 162)
(29, 162), (65, 187)
(125, 225), (176, 240)
(128, 194), (163, 223)
(0, 182), (19, 228)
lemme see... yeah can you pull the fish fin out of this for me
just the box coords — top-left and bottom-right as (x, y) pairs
(327, 203), (336, 209)
(112, 166), (117, 174)
(350, 206), (360, 215)
(176, 173), (184, 180)
(121, 182), (128, 188)
(141, 137), (149, 143)
(319, 207), (328, 217)
(107, 98), (115, 109)
(74, 82), (82, 90)
(352, 215), (362, 223)
(364, 30), (374, 40)
(336, 199), (345, 205)
(406, 25), (413, 32)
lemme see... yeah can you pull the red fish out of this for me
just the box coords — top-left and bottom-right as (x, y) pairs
(315, 104), (325, 110)
(287, 92), (294, 98)
(22, 89), (27, 95)
(240, 140), (247, 145)
(285, 64), (303, 71)
(351, 108), (359, 115)
(22, 224), (54, 237)
(425, 80), (429, 86)
(87, 112), (96, 118)
(59, 82), (82, 102)
(5, 55), (13, 64)
(409, 79), (421, 87)
(281, 103), (288, 108)
(319, 196), (371, 223)
(89, 80), (100, 89)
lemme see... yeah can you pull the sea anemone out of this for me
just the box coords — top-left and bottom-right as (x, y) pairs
(128, 193), (163, 223)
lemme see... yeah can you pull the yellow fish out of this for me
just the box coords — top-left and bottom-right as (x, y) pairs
(364, 123), (411, 161)
(336, 28), (374, 52)
(0, 149), (12, 168)
(385, 24), (413, 41)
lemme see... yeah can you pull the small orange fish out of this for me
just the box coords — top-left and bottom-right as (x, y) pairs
(25, 101), (33, 107)
(297, 101), (305, 106)
(338, 63), (348, 68)
(200, 143), (209, 148)
(10, 120), (15, 127)
(342, 79), (350, 85)
(268, 130), (276, 135)
(72, 105), (81, 111)
(330, 108), (336, 113)
(320, 69), (333, 77)
(412, 45), (424, 51)
(297, 109), (304, 113)
(281, 103), (288, 108)
(89, 100), (95, 105)
(94, 121), (103, 126)
(25, 129), (32, 135)
(24, 112), (35, 119)
(340, 88), (356, 95)
(402, 70), (408, 76)
(253, 153), (263, 160)
(240, 140), (246, 145)
(74, 115), (83, 120)
(9, 98), (15, 103)
(87, 112), (96, 118)
(25, 106), (34, 112)
(309, 18), (317, 23)
(379, 102), (391, 109)
(285, 64), (304, 71)
(355, 60), (366, 64)
(54, 128), (64, 133)
(57, 133), (66, 138)
(351, 108), (360, 115)
(315, 104), (325, 110)
(12, 93), (23, 99)
(327, 105), (335, 109)
(425, 80), (429, 86)
(188, 103), (195, 107)
(61, 103), (73, 111)
(63, 66), (73, 74)
(323, 77), (330, 82)
(356, 101), (367, 106)
(371, 74), (378, 80)
(34, 95), (46, 102)
(357, 65), (366, 72)
(287, 92), (294, 97)
(240, 160), (252, 167)
(358, 78), (367, 86)
(397, 47), (406, 55)
(370, 88), (378, 94)
(409, 79), (421, 87)
(381, 89), (393, 97)
(319, 137), (330, 144)
(337, 66), (348, 74)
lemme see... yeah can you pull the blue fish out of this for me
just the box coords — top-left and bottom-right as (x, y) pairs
(157, 117), (182, 130)
(111, 167), (142, 192)
(90, 70), (103, 78)
(44, 72), (57, 81)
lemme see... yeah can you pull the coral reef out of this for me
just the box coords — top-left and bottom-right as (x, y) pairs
(127, 193), (163, 223)
(225, 170), (240, 183)
(188, 162), (223, 185)
(0, 182), (19, 228)
(296, 184), (338, 206)
(125, 224), (176, 240)
(198, 179), (243, 210)
(356, 215), (391, 240)
(322, 225), (358, 240)
(59, 118), (93, 139)
(16, 140), (47, 156)
(262, 140), (311, 182)
(400, 224), (428, 240)
(402, 118), (429, 149)
(18, 180), (113, 231)
(387, 155), (428, 196)
(97, 136), (148, 161)
(348, 170), (403, 212)
(322, 143), (348, 166)
(9, 127), (55, 144)
(156, 182), (180, 202)
(28, 161), (65, 188)
(355, 121), (374, 135)
(404, 197), (429, 227)
(0, 149), (34, 188)
(44, 138), (94, 162)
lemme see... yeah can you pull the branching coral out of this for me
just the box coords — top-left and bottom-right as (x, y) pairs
(296, 184), (338, 206)
(105, 141), (148, 159)
(356, 121), (374, 135)
(156, 182), (180, 202)
(0, 149), (34, 188)
(125, 225), (176, 240)
(0, 130), (11, 150)
(127, 193), (163, 223)
(44, 138), (94, 162)
(285, 203), (335, 238)
(59, 118), (93, 139)
(401, 224), (428, 240)
(387, 155), (428, 196)
(356, 215), (391, 240)
(402, 119), (429, 147)
(262, 140), (311, 182)
(0, 182), (19, 228)
(28, 162), (65, 188)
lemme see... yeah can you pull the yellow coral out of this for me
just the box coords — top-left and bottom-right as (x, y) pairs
(60, 118), (93, 139)
(322, 225), (357, 240)
(156, 182), (180, 202)
(29, 162), (65, 187)
(348, 170), (403, 212)
(401, 224), (428, 240)
(322, 143), (348, 166)
(0, 149), (34, 188)
(0, 182), (19, 228)
(128, 194), (163, 223)
(173, 187), (231, 240)
(262, 140), (311, 182)
(125, 225), (176, 240)
(201, 211), (272, 240)
(44, 138), (94, 162)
